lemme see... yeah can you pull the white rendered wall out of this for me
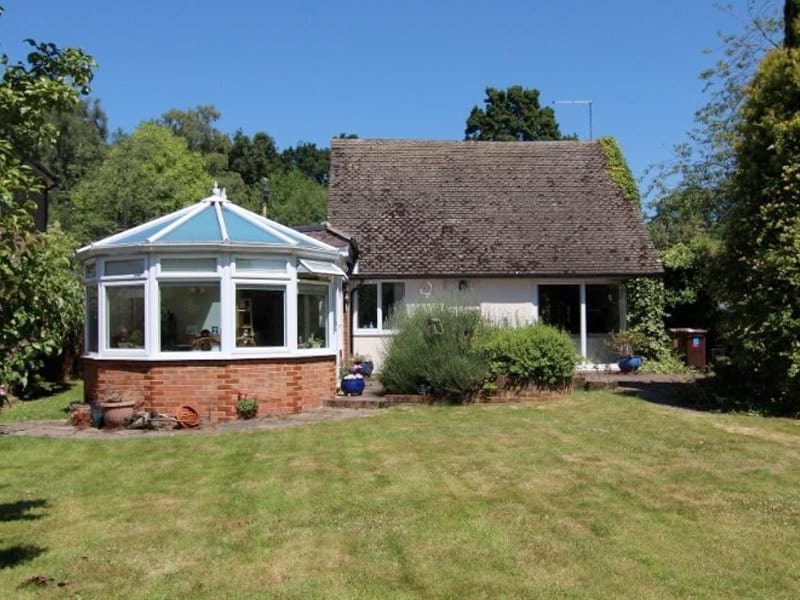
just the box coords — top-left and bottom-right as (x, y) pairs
(353, 277), (624, 372)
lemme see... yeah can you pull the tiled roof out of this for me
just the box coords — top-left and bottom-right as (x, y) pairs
(327, 139), (662, 277)
(294, 223), (352, 250)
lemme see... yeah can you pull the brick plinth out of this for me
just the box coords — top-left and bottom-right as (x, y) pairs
(83, 356), (336, 424)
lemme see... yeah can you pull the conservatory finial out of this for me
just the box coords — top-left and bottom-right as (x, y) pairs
(221, 187), (227, 200)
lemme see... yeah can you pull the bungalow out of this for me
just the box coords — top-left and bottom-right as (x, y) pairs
(321, 138), (662, 369)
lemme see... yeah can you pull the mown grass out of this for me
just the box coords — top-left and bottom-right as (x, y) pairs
(1, 391), (799, 598)
(0, 382), (82, 423)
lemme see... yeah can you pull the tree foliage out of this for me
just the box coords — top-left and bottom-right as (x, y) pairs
(229, 130), (282, 185)
(0, 6), (95, 394)
(39, 97), (108, 228)
(71, 122), (210, 242)
(645, 2), (782, 334)
(262, 168), (327, 226)
(718, 5), (800, 412)
(159, 104), (231, 155)
(464, 85), (568, 141)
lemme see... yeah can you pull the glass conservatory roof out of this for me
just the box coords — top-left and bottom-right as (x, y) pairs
(79, 185), (335, 252)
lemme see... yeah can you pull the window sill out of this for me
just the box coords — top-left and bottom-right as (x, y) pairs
(82, 349), (337, 361)
(353, 329), (397, 337)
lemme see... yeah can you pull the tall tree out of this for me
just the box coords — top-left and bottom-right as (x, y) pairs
(0, 6), (95, 394)
(39, 97), (109, 228)
(229, 130), (282, 185)
(71, 122), (210, 243)
(719, 0), (800, 412)
(265, 168), (327, 226)
(464, 86), (566, 141)
(159, 105), (230, 155)
(645, 2), (781, 333)
(281, 141), (330, 185)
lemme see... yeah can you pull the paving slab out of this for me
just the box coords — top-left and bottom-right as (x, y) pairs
(0, 407), (376, 440)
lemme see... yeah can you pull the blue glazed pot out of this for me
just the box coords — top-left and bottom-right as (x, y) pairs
(361, 361), (375, 377)
(618, 355), (643, 373)
(341, 377), (365, 395)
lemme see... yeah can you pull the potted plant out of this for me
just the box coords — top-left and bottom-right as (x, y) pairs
(98, 392), (136, 427)
(352, 354), (374, 377)
(340, 365), (365, 395)
(608, 331), (645, 373)
(236, 393), (258, 419)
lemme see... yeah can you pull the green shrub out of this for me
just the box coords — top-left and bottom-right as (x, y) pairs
(379, 298), (489, 401)
(235, 394), (258, 419)
(476, 323), (579, 388)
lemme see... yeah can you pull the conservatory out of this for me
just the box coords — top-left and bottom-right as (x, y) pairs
(78, 185), (346, 422)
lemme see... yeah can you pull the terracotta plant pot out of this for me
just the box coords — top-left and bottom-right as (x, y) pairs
(99, 400), (136, 428)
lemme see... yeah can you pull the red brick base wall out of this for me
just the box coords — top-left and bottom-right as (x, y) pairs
(83, 356), (336, 424)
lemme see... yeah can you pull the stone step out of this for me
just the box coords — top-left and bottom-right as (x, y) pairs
(323, 393), (434, 409)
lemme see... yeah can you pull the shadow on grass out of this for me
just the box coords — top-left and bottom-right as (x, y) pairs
(0, 545), (46, 569)
(0, 499), (48, 522)
(17, 379), (75, 403)
(616, 376), (753, 414)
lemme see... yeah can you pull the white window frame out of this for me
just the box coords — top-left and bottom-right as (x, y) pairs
(156, 279), (223, 355)
(84, 252), (342, 361)
(353, 280), (405, 334)
(232, 255), (290, 279)
(84, 265), (99, 355)
(101, 280), (148, 356)
(296, 280), (333, 351)
(533, 278), (625, 362)
(100, 256), (146, 279)
(232, 280), (289, 354)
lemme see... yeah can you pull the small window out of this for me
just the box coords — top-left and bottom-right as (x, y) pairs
(356, 282), (404, 330)
(298, 285), (328, 348)
(160, 282), (221, 351)
(104, 259), (144, 277)
(106, 285), (145, 349)
(235, 258), (286, 273)
(356, 284), (378, 329)
(381, 282), (405, 327)
(86, 286), (98, 353)
(236, 287), (285, 347)
(160, 257), (217, 272)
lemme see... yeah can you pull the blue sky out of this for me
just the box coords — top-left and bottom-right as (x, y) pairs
(1, 1), (764, 199)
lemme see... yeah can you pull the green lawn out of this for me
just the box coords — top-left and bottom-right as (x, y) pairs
(2, 391), (799, 599)
(0, 382), (82, 423)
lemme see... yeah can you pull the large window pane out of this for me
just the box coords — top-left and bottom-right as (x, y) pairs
(86, 286), (98, 353)
(539, 285), (579, 334)
(382, 282), (405, 327)
(298, 285), (328, 348)
(587, 285), (620, 334)
(160, 282), (221, 351)
(356, 284), (378, 329)
(107, 285), (145, 349)
(236, 287), (285, 347)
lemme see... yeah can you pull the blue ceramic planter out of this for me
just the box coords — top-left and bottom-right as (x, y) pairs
(618, 355), (643, 373)
(341, 377), (365, 395)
